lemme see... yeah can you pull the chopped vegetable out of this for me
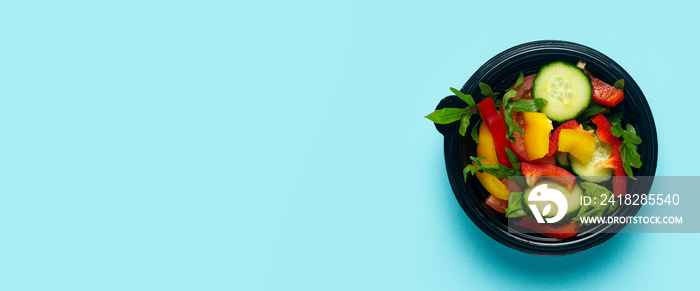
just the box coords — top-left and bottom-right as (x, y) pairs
(547, 119), (580, 157)
(591, 114), (627, 196)
(485, 194), (508, 213)
(477, 98), (511, 167)
(505, 191), (526, 218)
(558, 128), (596, 163)
(569, 136), (613, 183)
(590, 76), (625, 107)
(476, 121), (498, 164)
(475, 171), (510, 200)
(533, 61), (592, 122)
(511, 74), (536, 100)
(473, 121), (510, 200)
(520, 162), (576, 192)
(516, 217), (579, 239)
(572, 182), (618, 225)
(521, 112), (553, 160)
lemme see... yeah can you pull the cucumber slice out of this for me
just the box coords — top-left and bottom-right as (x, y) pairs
(523, 180), (583, 221)
(555, 152), (570, 167)
(533, 61), (592, 122)
(570, 136), (613, 182)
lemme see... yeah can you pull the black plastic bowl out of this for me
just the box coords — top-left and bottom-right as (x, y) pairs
(434, 40), (658, 256)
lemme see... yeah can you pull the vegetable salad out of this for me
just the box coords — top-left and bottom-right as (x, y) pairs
(427, 60), (642, 238)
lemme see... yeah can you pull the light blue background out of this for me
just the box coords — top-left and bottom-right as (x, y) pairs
(1, 1), (697, 290)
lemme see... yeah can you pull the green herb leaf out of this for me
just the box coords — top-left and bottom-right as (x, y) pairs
(621, 142), (642, 177)
(508, 98), (548, 112)
(503, 89), (517, 100)
(479, 82), (500, 99)
(611, 123), (624, 138)
(425, 107), (471, 124)
(501, 89), (519, 142)
(577, 103), (609, 121)
(464, 156), (520, 180)
(607, 111), (624, 126)
(624, 124), (641, 144)
(505, 148), (520, 173)
(607, 117), (643, 178)
(573, 182), (618, 225)
(614, 79), (624, 90)
(459, 114), (470, 136)
(502, 96), (547, 142)
(505, 191), (526, 218)
(513, 72), (525, 89)
(471, 119), (480, 143)
(450, 87), (475, 107)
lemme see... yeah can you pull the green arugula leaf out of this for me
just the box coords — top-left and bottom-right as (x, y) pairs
(577, 103), (609, 121)
(501, 89), (520, 142)
(624, 124), (642, 144)
(459, 114), (470, 136)
(621, 142), (642, 177)
(614, 79), (624, 90)
(463, 156), (520, 181)
(513, 72), (525, 89)
(449, 87), (475, 107)
(471, 119), (480, 143)
(502, 97), (547, 142)
(505, 148), (520, 172)
(425, 107), (472, 124)
(573, 182), (618, 225)
(426, 87), (484, 137)
(505, 191), (526, 218)
(607, 111), (624, 126)
(479, 82), (500, 99)
(508, 98), (548, 112)
(611, 123), (624, 138)
(604, 112), (643, 177)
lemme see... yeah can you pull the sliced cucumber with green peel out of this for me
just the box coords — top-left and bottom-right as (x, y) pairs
(555, 152), (570, 167)
(570, 136), (613, 182)
(523, 180), (583, 222)
(533, 61), (592, 122)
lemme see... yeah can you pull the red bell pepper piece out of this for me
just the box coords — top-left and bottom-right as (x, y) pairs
(516, 217), (579, 239)
(520, 162), (576, 192)
(591, 114), (627, 196)
(485, 194), (507, 213)
(547, 119), (580, 157)
(477, 98), (511, 167)
(591, 76), (624, 107)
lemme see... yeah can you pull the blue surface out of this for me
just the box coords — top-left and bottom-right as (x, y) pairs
(1, 1), (697, 290)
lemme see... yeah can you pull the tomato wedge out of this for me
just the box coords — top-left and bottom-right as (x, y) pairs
(516, 217), (579, 239)
(485, 194), (507, 213)
(512, 74), (536, 100)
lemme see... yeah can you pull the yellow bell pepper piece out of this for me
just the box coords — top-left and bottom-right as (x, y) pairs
(476, 121), (498, 164)
(475, 121), (509, 200)
(521, 112), (553, 160)
(558, 128), (596, 163)
(475, 171), (509, 200)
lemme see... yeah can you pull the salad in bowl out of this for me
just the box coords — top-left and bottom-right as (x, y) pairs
(426, 41), (657, 255)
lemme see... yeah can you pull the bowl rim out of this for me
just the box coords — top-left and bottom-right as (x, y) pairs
(435, 40), (658, 256)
